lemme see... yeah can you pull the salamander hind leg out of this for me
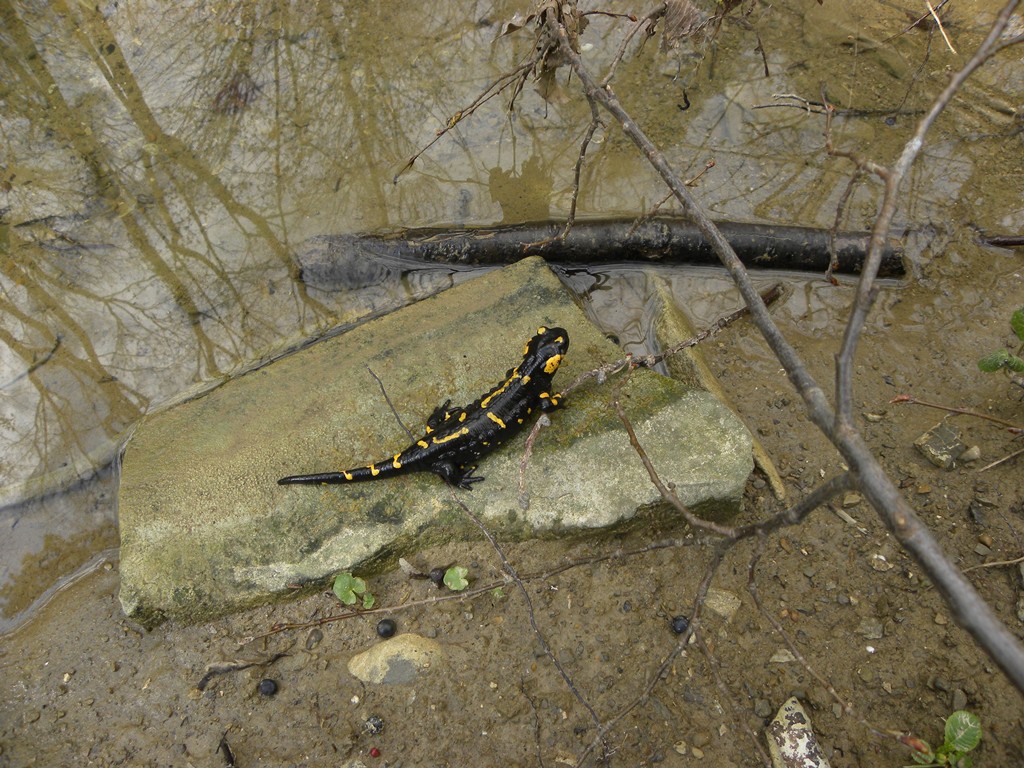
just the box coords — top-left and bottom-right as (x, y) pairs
(426, 399), (455, 430)
(432, 461), (484, 490)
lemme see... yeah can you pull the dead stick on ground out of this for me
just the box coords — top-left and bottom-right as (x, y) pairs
(547, 1), (1024, 693)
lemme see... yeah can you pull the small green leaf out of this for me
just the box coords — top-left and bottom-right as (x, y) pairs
(332, 572), (367, 606)
(978, 349), (1011, 372)
(490, 586), (505, 599)
(443, 565), (469, 591)
(1006, 354), (1024, 373)
(1010, 307), (1024, 342)
(362, 591), (376, 610)
(944, 711), (981, 753)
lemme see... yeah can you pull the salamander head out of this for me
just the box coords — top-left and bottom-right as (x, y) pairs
(520, 326), (569, 379)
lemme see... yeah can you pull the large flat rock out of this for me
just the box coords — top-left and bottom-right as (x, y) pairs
(118, 257), (752, 627)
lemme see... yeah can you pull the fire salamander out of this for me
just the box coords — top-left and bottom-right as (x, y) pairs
(278, 326), (569, 490)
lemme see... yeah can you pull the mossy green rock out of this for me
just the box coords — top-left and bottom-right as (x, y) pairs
(118, 257), (752, 627)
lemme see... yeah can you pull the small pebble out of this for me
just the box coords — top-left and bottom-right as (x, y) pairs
(364, 714), (385, 735)
(960, 445), (981, 462)
(856, 619), (884, 640)
(376, 618), (397, 639)
(753, 698), (773, 718)
(978, 533), (994, 548)
(429, 567), (446, 588)
(257, 678), (278, 697)
(952, 689), (968, 711)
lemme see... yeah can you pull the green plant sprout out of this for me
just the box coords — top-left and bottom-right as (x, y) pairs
(443, 565), (469, 591)
(977, 306), (1024, 377)
(902, 710), (981, 768)
(332, 572), (375, 609)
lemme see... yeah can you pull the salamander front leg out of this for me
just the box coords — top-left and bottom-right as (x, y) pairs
(538, 391), (564, 412)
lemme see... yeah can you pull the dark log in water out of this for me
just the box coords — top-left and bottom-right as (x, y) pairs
(980, 234), (1024, 248)
(296, 218), (905, 291)
(364, 219), (902, 274)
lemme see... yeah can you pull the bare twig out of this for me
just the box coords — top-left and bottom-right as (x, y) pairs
(393, 60), (537, 181)
(574, 539), (726, 767)
(366, 366), (416, 441)
(546, 0), (1024, 692)
(891, 394), (1024, 432)
(962, 553), (1024, 573)
(446, 488), (609, 759)
(926, 0), (957, 53)
(978, 446), (1024, 473)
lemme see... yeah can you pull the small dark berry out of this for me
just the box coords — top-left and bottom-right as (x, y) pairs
(376, 618), (397, 639)
(369, 747), (381, 758)
(364, 714), (385, 734)
(428, 567), (446, 587)
(670, 615), (690, 635)
(257, 678), (278, 696)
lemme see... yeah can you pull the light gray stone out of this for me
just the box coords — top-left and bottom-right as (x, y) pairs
(765, 696), (832, 768)
(118, 256), (752, 626)
(347, 633), (443, 684)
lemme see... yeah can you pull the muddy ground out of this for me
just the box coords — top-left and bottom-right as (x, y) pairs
(2, 246), (1023, 767)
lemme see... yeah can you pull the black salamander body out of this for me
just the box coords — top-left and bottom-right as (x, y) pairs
(278, 326), (569, 490)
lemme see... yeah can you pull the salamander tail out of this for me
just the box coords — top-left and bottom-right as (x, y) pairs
(278, 471), (353, 485)
(278, 458), (402, 485)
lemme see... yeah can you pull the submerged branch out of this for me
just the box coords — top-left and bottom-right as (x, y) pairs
(297, 218), (904, 289)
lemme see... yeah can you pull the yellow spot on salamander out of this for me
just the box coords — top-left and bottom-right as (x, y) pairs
(417, 439), (429, 449)
(458, 411), (467, 422)
(541, 391), (562, 406)
(543, 354), (562, 374)
(487, 412), (506, 429)
(520, 374), (531, 385)
(343, 471), (354, 480)
(480, 370), (519, 410)
(425, 425), (434, 434)
(432, 426), (470, 445)
(392, 454), (402, 469)
(369, 464), (381, 477)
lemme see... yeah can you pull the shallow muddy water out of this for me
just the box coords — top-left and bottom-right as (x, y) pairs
(1, 0), (1023, 765)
